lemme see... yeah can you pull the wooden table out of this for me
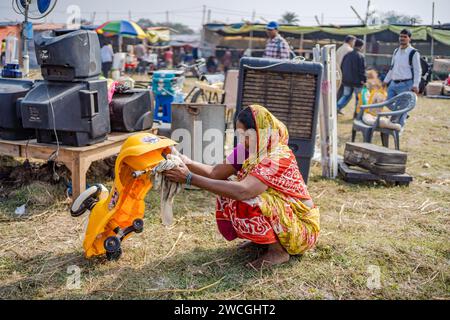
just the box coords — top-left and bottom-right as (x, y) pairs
(0, 130), (156, 199)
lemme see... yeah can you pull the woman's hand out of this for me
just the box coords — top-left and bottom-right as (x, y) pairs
(163, 162), (191, 183)
(179, 154), (192, 165)
(170, 147), (192, 165)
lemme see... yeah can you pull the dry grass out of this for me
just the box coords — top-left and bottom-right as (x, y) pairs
(0, 94), (449, 300)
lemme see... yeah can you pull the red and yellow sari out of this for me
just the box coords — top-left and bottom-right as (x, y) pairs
(216, 105), (320, 255)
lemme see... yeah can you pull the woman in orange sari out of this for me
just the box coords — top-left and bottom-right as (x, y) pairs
(164, 105), (320, 268)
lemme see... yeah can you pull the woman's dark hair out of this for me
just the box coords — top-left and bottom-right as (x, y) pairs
(236, 107), (256, 130)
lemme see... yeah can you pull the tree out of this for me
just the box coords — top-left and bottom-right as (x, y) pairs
(380, 11), (423, 25)
(279, 12), (300, 25)
(136, 18), (154, 29)
(136, 19), (195, 34)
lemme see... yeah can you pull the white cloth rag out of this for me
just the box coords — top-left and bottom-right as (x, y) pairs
(151, 153), (183, 226)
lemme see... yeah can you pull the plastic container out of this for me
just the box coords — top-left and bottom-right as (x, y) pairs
(171, 103), (226, 165)
(5, 35), (19, 64)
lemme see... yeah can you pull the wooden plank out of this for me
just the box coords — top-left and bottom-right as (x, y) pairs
(338, 162), (413, 184)
(0, 131), (153, 199)
(0, 143), (21, 157)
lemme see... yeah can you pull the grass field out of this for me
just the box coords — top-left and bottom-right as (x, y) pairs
(0, 93), (449, 300)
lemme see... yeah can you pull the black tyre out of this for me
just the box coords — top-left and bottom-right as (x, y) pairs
(133, 219), (144, 233)
(104, 236), (121, 253)
(106, 247), (122, 261)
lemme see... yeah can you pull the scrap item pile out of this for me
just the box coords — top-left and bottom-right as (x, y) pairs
(339, 142), (413, 186)
(425, 59), (450, 97)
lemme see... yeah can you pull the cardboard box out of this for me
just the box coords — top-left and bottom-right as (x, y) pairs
(426, 82), (444, 96)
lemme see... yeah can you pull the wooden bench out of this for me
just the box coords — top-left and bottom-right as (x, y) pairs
(0, 130), (157, 199)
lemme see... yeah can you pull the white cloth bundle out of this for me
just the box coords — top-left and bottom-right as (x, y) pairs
(151, 153), (183, 226)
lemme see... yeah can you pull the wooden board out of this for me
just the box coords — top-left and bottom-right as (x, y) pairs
(0, 128), (158, 198)
(344, 142), (407, 175)
(338, 162), (412, 186)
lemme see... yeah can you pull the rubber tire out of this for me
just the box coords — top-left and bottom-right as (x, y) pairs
(133, 219), (144, 233)
(104, 236), (121, 253)
(106, 248), (122, 261)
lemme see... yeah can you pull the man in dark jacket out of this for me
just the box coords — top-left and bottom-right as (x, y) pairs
(337, 38), (367, 116)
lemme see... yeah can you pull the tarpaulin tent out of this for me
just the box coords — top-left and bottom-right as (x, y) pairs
(205, 23), (450, 46)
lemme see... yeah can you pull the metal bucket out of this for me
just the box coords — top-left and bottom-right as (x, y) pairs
(171, 103), (226, 165)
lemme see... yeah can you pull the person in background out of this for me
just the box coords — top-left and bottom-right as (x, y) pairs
(164, 47), (174, 69)
(179, 47), (186, 64)
(206, 55), (218, 73)
(337, 38), (367, 117)
(222, 49), (233, 73)
(101, 41), (114, 78)
(1, 39), (6, 66)
(134, 43), (146, 63)
(336, 35), (356, 100)
(263, 21), (290, 60)
(383, 28), (422, 125)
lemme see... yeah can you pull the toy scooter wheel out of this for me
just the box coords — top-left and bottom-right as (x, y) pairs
(104, 236), (121, 253)
(70, 184), (106, 217)
(133, 219), (144, 233)
(106, 247), (122, 261)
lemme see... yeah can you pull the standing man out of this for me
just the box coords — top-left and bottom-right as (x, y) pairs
(383, 29), (422, 126)
(134, 43), (146, 63)
(337, 38), (367, 117)
(263, 21), (290, 60)
(336, 35), (356, 100)
(222, 49), (233, 73)
(101, 41), (114, 78)
(164, 47), (174, 69)
(383, 29), (422, 99)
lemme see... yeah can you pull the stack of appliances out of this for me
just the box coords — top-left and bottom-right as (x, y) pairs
(20, 29), (111, 147)
(151, 70), (184, 123)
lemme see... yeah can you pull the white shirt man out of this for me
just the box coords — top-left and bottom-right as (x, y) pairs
(336, 37), (355, 68)
(101, 44), (114, 63)
(101, 44), (114, 77)
(383, 29), (421, 127)
(384, 46), (422, 92)
(336, 35), (356, 97)
(384, 29), (422, 100)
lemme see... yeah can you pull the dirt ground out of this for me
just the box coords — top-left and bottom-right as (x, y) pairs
(0, 90), (449, 299)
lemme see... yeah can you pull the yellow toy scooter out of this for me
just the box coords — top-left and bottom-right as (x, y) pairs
(70, 132), (176, 260)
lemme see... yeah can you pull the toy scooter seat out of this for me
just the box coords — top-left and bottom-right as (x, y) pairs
(70, 132), (176, 260)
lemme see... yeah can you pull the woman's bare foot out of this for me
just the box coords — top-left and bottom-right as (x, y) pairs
(246, 242), (290, 269)
(238, 240), (268, 251)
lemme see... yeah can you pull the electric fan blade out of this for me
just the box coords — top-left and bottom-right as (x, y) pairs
(37, 0), (52, 13)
